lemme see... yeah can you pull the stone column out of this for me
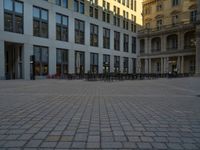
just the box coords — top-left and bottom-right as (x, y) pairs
(23, 44), (33, 80)
(98, 53), (103, 74)
(148, 58), (151, 73)
(195, 0), (200, 75)
(0, 41), (5, 79)
(110, 55), (114, 73)
(196, 26), (200, 75)
(145, 59), (148, 73)
(85, 51), (90, 73)
(68, 50), (75, 74)
(181, 56), (184, 74)
(177, 56), (181, 73)
(161, 58), (164, 74)
(136, 58), (141, 73)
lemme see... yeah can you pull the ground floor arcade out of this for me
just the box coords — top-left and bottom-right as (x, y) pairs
(139, 55), (196, 74)
(0, 41), (137, 80)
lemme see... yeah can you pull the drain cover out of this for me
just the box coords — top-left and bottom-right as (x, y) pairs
(196, 95), (200, 97)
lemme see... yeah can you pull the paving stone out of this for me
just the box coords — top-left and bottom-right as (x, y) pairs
(71, 142), (86, 148)
(3, 140), (27, 148)
(25, 140), (42, 148)
(56, 142), (71, 148)
(86, 142), (100, 148)
(40, 142), (57, 148)
(167, 143), (183, 150)
(101, 142), (123, 148)
(137, 142), (152, 149)
(152, 143), (167, 149)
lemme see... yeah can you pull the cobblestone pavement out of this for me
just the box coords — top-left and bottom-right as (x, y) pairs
(0, 77), (200, 150)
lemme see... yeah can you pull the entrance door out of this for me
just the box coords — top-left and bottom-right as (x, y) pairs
(5, 42), (23, 79)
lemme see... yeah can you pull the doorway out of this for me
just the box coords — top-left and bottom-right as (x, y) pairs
(5, 42), (23, 79)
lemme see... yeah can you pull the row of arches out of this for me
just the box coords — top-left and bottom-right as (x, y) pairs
(140, 31), (196, 53)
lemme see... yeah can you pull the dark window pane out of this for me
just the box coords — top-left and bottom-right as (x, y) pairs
(4, 13), (13, 31)
(15, 15), (23, 33)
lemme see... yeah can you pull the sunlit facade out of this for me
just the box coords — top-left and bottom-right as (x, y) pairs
(0, 0), (142, 79)
(138, 0), (199, 75)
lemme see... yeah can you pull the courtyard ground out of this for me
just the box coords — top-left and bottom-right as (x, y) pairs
(0, 77), (200, 149)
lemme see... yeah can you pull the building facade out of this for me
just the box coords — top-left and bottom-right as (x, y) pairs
(138, 0), (198, 74)
(0, 0), (142, 80)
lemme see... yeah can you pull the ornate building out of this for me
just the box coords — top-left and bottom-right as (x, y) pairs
(138, 0), (198, 74)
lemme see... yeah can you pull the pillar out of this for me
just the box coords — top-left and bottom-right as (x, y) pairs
(110, 55), (114, 73)
(85, 51), (90, 73)
(161, 57), (164, 74)
(23, 44), (33, 80)
(177, 56), (181, 73)
(148, 58), (151, 73)
(145, 59), (148, 73)
(68, 50), (75, 74)
(196, 26), (200, 75)
(0, 41), (5, 79)
(181, 56), (184, 74)
(99, 53), (103, 74)
(48, 46), (56, 75)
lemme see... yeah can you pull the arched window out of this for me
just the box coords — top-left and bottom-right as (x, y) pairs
(151, 37), (161, 52)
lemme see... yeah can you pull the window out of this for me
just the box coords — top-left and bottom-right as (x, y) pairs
(90, 53), (98, 74)
(156, 3), (163, 11)
(113, 6), (120, 27)
(114, 56), (120, 73)
(34, 46), (49, 76)
(140, 39), (145, 54)
(75, 51), (85, 74)
(156, 19), (162, 30)
(172, 15), (178, 25)
(33, 6), (48, 38)
(172, 0), (180, 6)
(134, 0), (136, 11)
(190, 10), (197, 22)
(123, 11), (129, 30)
(4, 0), (23, 33)
(114, 31), (120, 51)
(74, 0), (84, 14)
(132, 36), (136, 53)
(131, 15), (136, 32)
(167, 34), (178, 50)
(123, 57), (129, 73)
(75, 19), (85, 44)
(102, 1), (110, 23)
(103, 54), (110, 73)
(90, 24), (98, 47)
(103, 28), (110, 49)
(56, 13), (68, 41)
(89, 0), (98, 19)
(56, 49), (68, 75)
(55, 0), (68, 8)
(123, 34), (129, 52)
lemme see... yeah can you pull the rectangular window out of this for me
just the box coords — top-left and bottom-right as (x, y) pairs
(172, 0), (180, 6)
(56, 13), (68, 41)
(56, 49), (68, 75)
(114, 56), (120, 73)
(157, 19), (162, 30)
(74, 0), (84, 14)
(34, 46), (49, 76)
(33, 6), (48, 38)
(190, 10), (197, 22)
(102, 1), (110, 23)
(103, 28), (110, 49)
(90, 24), (98, 47)
(75, 19), (85, 44)
(55, 0), (68, 8)
(4, 0), (23, 33)
(132, 36), (136, 53)
(103, 54), (110, 73)
(123, 34), (129, 52)
(90, 53), (98, 74)
(114, 31), (120, 51)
